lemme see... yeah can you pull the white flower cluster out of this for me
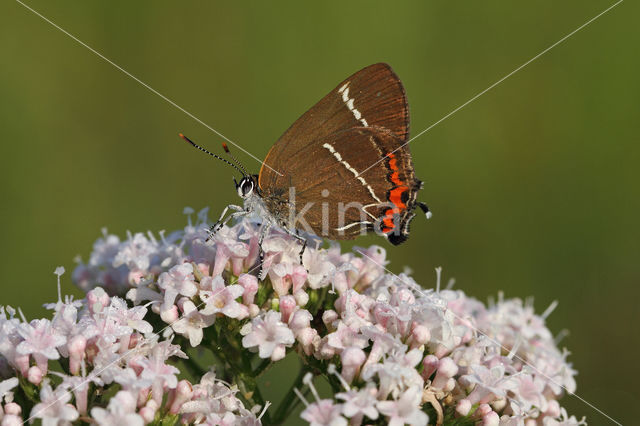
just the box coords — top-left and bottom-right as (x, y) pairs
(0, 208), (584, 425)
(0, 277), (258, 425)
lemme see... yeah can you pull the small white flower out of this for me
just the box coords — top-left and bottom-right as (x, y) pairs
(172, 300), (215, 346)
(111, 367), (151, 392)
(137, 342), (181, 389)
(89, 231), (121, 267)
(157, 263), (198, 308)
(300, 399), (347, 426)
(362, 348), (424, 399)
(241, 310), (294, 361)
(376, 385), (428, 426)
(335, 386), (379, 421)
(105, 297), (153, 334)
(91, 390), (144, 426)
(303, 248), (335, 289)
(199, 276), (248, 319)
(17, 318), (66, 361)
(30, 380), (79, 425)
(210, 226), (250, 276)
(113, 232), (158, 272)
(462, 364), (518, 405)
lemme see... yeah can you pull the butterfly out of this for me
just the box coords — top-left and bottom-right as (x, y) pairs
(181, 63), (430, 273)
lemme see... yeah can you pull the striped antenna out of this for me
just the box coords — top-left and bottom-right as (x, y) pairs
(222, 142), (249, 175)
(179, 133), (246, 176)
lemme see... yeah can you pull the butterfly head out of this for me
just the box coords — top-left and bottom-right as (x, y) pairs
(235, 175), (259, 199)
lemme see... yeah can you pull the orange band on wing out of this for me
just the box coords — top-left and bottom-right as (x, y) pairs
(382, 152), (409, 235)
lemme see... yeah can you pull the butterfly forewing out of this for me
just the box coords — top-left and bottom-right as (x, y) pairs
(259, 63), (409, 190)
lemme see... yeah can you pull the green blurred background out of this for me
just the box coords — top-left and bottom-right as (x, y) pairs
(0, 1), (637, 423)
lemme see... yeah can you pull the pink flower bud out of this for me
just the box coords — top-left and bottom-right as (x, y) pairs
(271, 345), (286, 361)
(74, 385), (89, 415)
(482, 411), (499, 426)
(372, 304), (392, 330)
(476, 403), (492, 418)
(296, 328), (319, 355)
(249, 304), (260, 317)
(160, 304), (179, 323)
(341, 347), (366, 383)
(269, 265), (293, 296)
(139, 406), (156, 424)
(421, 354), (439, 380)
(433, 343), (450, 359)
(456, 399), (472, 416)
(232, 257), (245, 276)
(137, 387), (151, 407)
(289, 310), (311, 331)
(443, 377), (456, 392)
(14, 354), (30, 377)
(27, 366), (42, 385)
(145, 397), (159, 413)
(491, 397), (507, 412)
(294, 290), (309, 306)
(1, 415), (22, 426)
(322, 310), (338, 327)
(432, 357), (458, 389)
(87, 287), (110, 314)
(545, 400), (561, 418)
(280, 295), (296, 323)
(238, 274), (258, 305)
(68, 335), (86, 375)
(291, 265), (307, 294)
(197, 263), (210, 277)
(410, 323), (430, 348)
(318, 340), (336, 359)
(169, 380), (193, 414)
(4, 402), (21, 416)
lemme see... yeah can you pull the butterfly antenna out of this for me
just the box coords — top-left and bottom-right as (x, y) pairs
(221, 142), (249, 176)
(179, 133), (246, 176)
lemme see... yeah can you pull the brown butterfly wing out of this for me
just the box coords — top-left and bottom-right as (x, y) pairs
(259, 63), (409, 191)
(260, 127), (420, 241)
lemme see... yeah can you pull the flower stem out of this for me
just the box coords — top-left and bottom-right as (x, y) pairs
(271, 362), (308, 424)
(254, 357), (272, 377)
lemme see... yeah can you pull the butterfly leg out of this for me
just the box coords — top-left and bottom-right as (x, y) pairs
(417, 202), (433, 219)
(257, 223), (272, 279)
(296, 234), (307, 267)
(207, 204), (244, 241)
(284, 228), (308, 267)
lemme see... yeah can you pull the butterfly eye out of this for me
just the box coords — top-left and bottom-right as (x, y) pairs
(238, 178), (254, 198)
(243, 180), (253, 194)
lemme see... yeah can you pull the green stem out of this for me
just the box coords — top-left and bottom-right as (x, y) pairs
(271, 363), (308, 424)
(254, 357), (272, 377)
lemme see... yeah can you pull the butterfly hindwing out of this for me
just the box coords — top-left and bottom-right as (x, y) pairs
(261, 127), (420, 242)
